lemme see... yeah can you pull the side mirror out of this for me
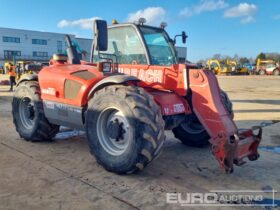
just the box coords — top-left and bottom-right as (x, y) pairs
(94, 20), (108, 51)
(182, 31), (187, 44)
(173, 31), (188, 45)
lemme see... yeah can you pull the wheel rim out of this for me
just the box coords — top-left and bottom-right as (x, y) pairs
(180, 119), (205, 134)
(259, 70), (265, 75)
(96, 107), (132, 156)
(19, 97), (35, 130)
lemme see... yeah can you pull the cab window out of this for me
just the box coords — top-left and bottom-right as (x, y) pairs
(140, 26), (177, 66)
(96, 26), (148, 64)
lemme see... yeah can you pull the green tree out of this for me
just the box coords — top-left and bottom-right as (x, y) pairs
(233, 54), (239, 61)
(256, 52), (266, 62)
(266, 53), (280, 63)
(239, 57), (250, 65)
(213, 53), (221, 60)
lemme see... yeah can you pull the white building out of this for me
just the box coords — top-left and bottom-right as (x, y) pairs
(0, 27), (92, 66)
(0, 27), (186, 66)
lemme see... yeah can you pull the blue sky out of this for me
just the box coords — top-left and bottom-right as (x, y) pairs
(0, 0), (279, 61)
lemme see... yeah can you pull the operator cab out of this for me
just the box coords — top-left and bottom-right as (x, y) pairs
(93, 18), (187, 66)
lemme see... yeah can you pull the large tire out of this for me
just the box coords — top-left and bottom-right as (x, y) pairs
(86, 85), (165, 174)
(172, 90), (233, 147)
(12, 81), (59, 141)
(259, 70), (266, 75)
(273, 69), (280, 76)
(220, 90), (234, 118)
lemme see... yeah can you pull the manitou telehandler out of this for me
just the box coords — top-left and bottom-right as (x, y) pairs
(12, 19), (262, 174)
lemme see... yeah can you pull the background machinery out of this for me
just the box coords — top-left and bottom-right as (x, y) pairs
(240, 63), (255, 75)
(255, 58), (280, 75)
(0, 65), (4, 74)
(234, 62), (249, 75)
(12, 19), (262, 174)
(206, 59), (238, 75)
(15, 61), (33, 81)
(3, 60), (42, 80)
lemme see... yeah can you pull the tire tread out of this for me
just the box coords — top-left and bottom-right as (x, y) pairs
(12, 81), (59, 141)
(87, 85), (165, 174)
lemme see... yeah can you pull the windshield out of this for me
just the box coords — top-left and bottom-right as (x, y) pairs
(140, 26), (177, 66)
(94, 26), (148, 64)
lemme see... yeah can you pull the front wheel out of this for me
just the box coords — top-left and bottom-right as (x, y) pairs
(273, 69), (280, 76)
(172, 90), (233, 147)
(86, 85), (165, 174)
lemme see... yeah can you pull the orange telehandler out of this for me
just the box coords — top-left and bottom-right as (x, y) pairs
(12, 19), (262, 174)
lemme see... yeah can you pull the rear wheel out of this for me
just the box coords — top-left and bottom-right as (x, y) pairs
(173, 117), (209, 147)
(273, 69), (280, 76)
(86, 85), (165, 174)
(172, 90), (233, 147)
(12, 81), (59, 141)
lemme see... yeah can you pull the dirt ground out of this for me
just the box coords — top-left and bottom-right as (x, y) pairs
(0, 75), (279, 210)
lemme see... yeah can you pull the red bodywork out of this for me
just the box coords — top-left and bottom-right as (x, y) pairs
(39, 63), (191, 115)
(188, 70), (261, 172)
(39, 61), (261, 173)
(39, 63), (102, 107)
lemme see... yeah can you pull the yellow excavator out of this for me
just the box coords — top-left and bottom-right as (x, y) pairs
(234, 63), (249, 75)
(206, 59), (237, 75)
